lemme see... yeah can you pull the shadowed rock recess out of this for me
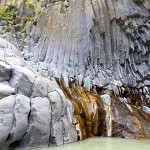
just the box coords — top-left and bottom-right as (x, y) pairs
(0, 0), (150, 149)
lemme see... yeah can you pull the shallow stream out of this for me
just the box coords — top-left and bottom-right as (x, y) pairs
(35, 137), (150, 150)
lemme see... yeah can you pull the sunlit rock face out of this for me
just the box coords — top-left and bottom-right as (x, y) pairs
(0, 44), (77, 149)
(1, 0), (149, 94)
(20, 0), (150, 93)
(0, 38), (149, 150)
(0, 0), (41, 7)
(0, 0), (150, 149)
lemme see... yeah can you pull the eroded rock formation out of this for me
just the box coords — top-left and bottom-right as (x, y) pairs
(0, 38), (149, 149)
(0, 41), (77, 149)
(22, 0), (150, 92)
(0, 0), (150, 149)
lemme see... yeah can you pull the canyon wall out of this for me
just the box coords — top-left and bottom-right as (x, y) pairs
(0, 0), (150, 149)
(23, 0), (150, 93)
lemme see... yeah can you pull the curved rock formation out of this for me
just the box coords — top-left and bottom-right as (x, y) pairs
(0, 41), (77, 149)
(0, 0), (150, 149)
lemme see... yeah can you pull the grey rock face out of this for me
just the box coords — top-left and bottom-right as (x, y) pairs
(0, 82), (15, 96)
(143, 106), (150, 114)
(32, 77), (48, 98)
(0, 94), (31, 149)
(0, 61), (12, 81)
(101, 94), (112, 106)
(0, 96), (15, 149)
(0, 0), (150, 149)
(3, 95), (30, 149)
(51, 121), (63, 146)
(9, 65), (35, 97)
(61, 116), (77, 144)
(0, 38), (18, 54)
(48, 90), (77, 145)
(48, 91), (63, 125)
(10, 94), (30, 142)
(0, 45), (77, 149)
(17, 97), (51, 148)
(21, 0), (150, 95)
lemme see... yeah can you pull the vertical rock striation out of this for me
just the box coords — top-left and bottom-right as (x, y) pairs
(0, 0), (150, 149)
(21, 0), (150, 94)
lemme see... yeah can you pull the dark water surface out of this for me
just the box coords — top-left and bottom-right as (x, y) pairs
(35, 137), (150, 150)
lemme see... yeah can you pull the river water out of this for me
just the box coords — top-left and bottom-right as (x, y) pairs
(35, 137), (150, 150)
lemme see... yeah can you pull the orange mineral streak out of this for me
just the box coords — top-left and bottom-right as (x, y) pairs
(57, 80), (106, 139)
(57, 80), (150, 140)
(111, 94), (150, 139)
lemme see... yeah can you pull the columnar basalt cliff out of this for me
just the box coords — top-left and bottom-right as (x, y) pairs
(0, 0), (150, 149)
(23, 0), (150, 91)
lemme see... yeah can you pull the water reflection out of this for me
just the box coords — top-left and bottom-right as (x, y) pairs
(35, 137), (150, 150)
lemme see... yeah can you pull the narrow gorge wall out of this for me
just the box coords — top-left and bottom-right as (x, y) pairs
(0, 0), (150, 149)
(1, 0), (150, 92)
(23, 0), (150, 92)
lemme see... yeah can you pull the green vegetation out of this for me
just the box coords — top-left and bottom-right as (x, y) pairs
(0, 1), (41, 37)
(0, 6), (8, 19)
(35, 7), (41, 14)
(25, 2), (35, 9)
(9, 11), (17, 17)
(9, 2), (16, 7)
(0, 5), (17, 20)
(24, 16), (34, 21)
(25, 2), (41, 14)
(21, 28), (26, 33)
(60, 3), (65, 13)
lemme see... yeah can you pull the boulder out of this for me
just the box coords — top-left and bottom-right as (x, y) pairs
(32, 76), (48, 98)
(50, 121), (63, 146)
(17, 97), (51, 148)
(61, 116), (77, 144)
(143, 106), (150, 114)
(0, 61), (12, 81)
(0, 38), (18, 54)
(4, 94), (30, 149)
(0, 96), (16, 149)
(48, 91), (63, 126)
(9, 65), (35, 97)
(0, 82), (15, 96)
(101, 94), (112, 106)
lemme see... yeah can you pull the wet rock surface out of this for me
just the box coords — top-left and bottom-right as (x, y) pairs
(58, 80), (150, 140)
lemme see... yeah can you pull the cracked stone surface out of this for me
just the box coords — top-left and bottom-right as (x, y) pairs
(17, 0), (150, 94)
(0, 0), (150, 149)
(0, 44), (78, 149)
(0, 34), (149, 149)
